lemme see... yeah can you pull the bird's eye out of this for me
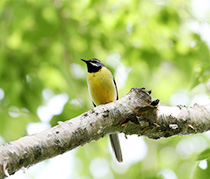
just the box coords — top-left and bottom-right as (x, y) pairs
(90, 62), (99, 67)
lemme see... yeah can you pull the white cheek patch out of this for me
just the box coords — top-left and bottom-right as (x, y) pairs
(90, 62), (99, 67)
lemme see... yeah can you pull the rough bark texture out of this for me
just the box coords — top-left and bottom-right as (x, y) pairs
(0, 88), (210, 178)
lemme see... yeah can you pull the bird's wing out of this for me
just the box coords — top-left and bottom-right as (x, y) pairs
(113, 78), (118, 100)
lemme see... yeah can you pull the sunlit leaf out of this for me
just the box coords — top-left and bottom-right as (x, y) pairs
(197, 148), (210, 161)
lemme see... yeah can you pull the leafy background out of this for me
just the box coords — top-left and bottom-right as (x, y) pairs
(0, 0), (210, 178)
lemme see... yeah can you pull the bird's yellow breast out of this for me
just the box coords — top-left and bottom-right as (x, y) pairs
(87, 67), (117, 106)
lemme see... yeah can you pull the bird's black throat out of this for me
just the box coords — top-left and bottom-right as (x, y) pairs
(86, 64), (102, 73)
(81, 58), (105, 73)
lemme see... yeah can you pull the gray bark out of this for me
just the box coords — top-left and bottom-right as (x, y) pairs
(0, 88), (210, 178)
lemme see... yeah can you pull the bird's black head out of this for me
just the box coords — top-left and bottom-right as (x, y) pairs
(81, 58), (105, 73)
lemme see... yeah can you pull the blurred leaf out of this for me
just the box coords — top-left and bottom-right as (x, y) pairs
(193, 159), (210, 179)
(197, 148), (210, 161)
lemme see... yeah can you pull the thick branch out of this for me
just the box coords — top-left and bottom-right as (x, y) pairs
(0, 88), (210, 178)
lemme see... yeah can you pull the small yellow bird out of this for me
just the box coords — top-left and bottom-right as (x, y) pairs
(81, 58), (123, 162)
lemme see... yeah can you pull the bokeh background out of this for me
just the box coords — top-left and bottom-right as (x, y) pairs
(1, 0), (210, 178)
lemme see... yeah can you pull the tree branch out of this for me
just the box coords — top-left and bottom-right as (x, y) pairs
(1, 88), (210, 178)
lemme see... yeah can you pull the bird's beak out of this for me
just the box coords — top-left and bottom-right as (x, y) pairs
(81, 59), (87, 63)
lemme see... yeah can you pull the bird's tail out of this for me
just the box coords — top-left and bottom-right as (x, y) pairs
(109, 134), (123, 162)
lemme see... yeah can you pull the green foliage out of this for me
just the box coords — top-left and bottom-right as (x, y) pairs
(197, 148), (210, 161)
(193, 159), (210, 179)
(0, 0), (210, 178)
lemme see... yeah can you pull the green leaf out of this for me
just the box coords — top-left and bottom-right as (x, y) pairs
(197, 148), (210, 161)
(193, 159), (210, 179)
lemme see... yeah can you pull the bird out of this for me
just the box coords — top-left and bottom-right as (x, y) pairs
(81, 58), (123, 162)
